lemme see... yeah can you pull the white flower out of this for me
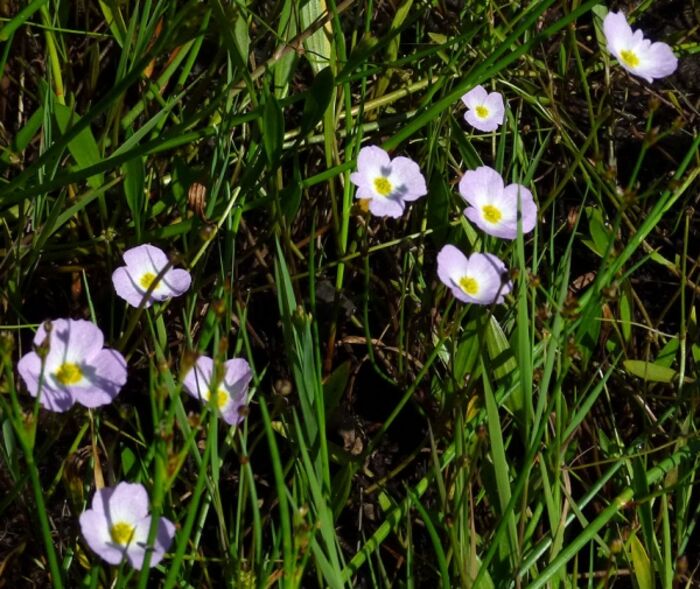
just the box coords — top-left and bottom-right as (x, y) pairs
(603, 11), (677, 82)
(79, 482), (175, 570)
(458, 166), (537, 240)
(112, 244), (191, 308)
(182, 356), (253, 426)
(437, 245), (512, 305)
(349, 146), (427, 218)
(460, 85), (505, 132)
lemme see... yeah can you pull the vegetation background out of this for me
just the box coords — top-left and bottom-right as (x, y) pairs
(0, 0), (699, 587)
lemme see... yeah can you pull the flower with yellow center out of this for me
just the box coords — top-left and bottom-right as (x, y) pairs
(79, 482), (175, 570)
(437, 245), (512, 305)
(461, 85), (505, 132)
(458, 166), (537, 240)
(112, 243), (191, 308)
(603, 11), (677, 83)
(349, 145), (427, 218)
(17, 318), (127, 412)
(183, 356), (253, 426)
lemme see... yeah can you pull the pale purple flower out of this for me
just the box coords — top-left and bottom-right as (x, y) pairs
(17, 318), (127, 412)
(603, 11), (677, 82)
(112, 244), (191, 308)
(437, 245), (512, 305)
(79, 482), (175, 570)
(183, 356), (253, 426)
(461, 85), (505, 132)
(459, 166), (537, 240)
(349, 145), (427, 218)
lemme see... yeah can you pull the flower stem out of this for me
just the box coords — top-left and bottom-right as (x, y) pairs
(24, 452), (65, 589)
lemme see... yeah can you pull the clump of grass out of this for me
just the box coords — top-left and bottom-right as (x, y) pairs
(0, 1), (698, 587)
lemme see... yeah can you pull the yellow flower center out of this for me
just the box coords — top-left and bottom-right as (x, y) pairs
(139, 272), (157, 290)
(459, 276), (479, 296)
(475, 105), (489, 118)
(55, 362), (82, 385)
(373, 176), (393, 197)
(482, 204), (502, 224)
(202, 388), (229, 409)
(620, 49), (640, 68)
(216, 389), (229, 409)
(110, 521), (135, 546)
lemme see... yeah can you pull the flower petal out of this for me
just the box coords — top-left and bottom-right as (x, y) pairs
(368, 196), (405, 218)
(465, 253), (512, 304)
(43, 319), (104, 368)
(159, 268), (192, 298)
(635, 41), (678, 81)
(70, 349), (128, 408)
(112, 267), (153, 308)
(437, 244), (472, 302)
(107, 482), (150, 523)
(502, 183), (538, 234)
(224, 358), (252, 392)
(388, 156), (427, 201)
(17, 351), (75, 412)
(461, 85), (488, 109)
(183, 355), (214, 400)
(603, 11), (633, 57)
(356, 145), (390, 173)
(458, 166), (505, 208)
(483, 92), (505, 121)
(80, 509), (125, 566)
(148, 516), (176, 568)
(123, 244), (169, 271)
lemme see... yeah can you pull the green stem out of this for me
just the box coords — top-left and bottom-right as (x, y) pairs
(39, 5), (65, 104)
(25, 451), (65, 588)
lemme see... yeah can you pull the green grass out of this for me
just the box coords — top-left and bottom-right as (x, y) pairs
(1, 1), (699, 587)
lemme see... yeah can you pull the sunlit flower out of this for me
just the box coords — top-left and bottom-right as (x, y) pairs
(183, 356), (253, 426)
(112, 244), (191, 308)
(461, 85), (505, 132)
(349, 145), (427, 218)
(17, 319), (127, 412)
(603, 11), (677, 82)
(459, 166), (537, 240)
(437, 245), (512, 305)
(79, 482), (175, 570)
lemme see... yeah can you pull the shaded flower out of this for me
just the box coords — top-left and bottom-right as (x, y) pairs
(461, 85), (505, 132)
(437, 245), (512, 305)
(112, 244), (191, 308)
(349, 145), (427, 218)
(17, 319), (127, 412)
(183, 356), (253, 426)
(79, 482), (175, 570)
(603, 11), (677, 82)
(459, 166), (537, 240)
